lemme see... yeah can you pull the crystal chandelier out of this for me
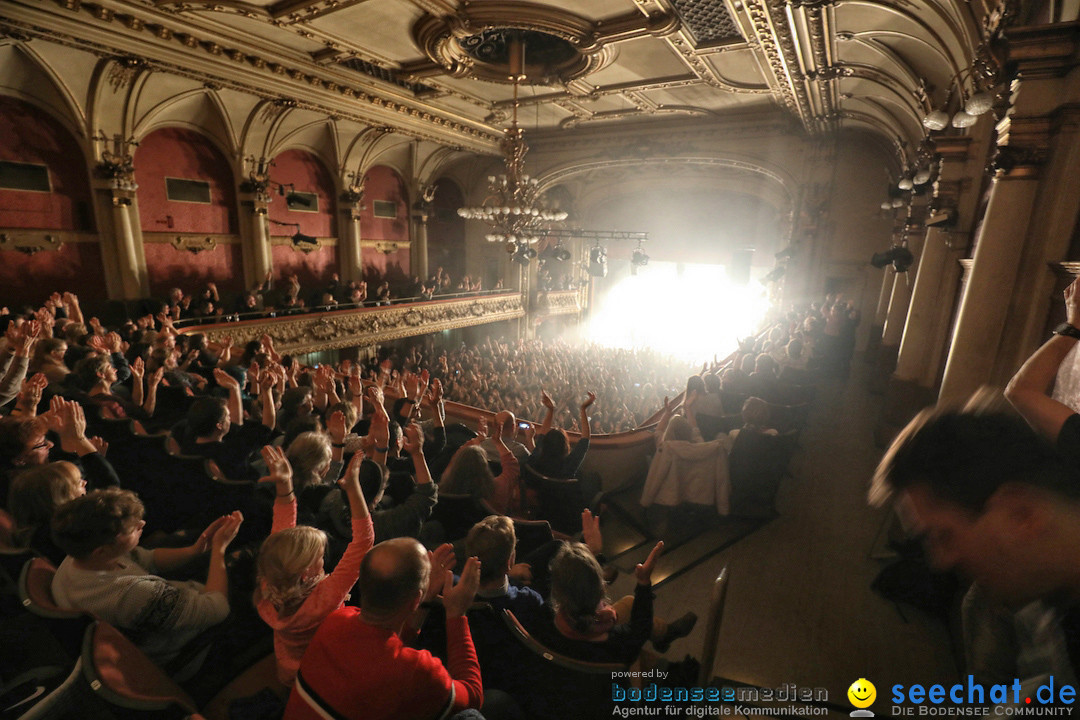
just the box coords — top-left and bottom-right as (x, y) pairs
(457, 34), (568, 247)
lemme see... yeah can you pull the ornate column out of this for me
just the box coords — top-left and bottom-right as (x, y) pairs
(874, 270), (894, 328)
(938, 23), (1079, 403)
(938, 148), (1043, 404)
(92, 134), (149, 300)
(339, 179), (365, 284)
(894, 138), (973, 386)
(882, 192), (929, 346)
(988, 23), (1080, 378)
(239, 159), (273, 289)
(411, 184), (434, 282)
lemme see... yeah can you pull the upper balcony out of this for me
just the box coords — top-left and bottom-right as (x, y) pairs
(179, 291), (526, 355)
(530, 288), (585, 318)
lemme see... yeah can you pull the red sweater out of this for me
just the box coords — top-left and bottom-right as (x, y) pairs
(283, 606), (483, 720)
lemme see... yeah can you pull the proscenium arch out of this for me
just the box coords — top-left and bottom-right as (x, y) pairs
(535, 157), (796, 215)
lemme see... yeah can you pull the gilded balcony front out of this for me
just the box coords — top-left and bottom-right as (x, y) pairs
(180, 292), (525, 355)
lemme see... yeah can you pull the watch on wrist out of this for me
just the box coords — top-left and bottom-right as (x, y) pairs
(1053, 323), (1080, 340)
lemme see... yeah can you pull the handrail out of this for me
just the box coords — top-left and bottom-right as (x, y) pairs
(178, 292), (526, 355)
(173, 288), (515, 329)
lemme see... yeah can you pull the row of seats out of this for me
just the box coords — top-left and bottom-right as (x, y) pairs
(3, 551), (730, 720)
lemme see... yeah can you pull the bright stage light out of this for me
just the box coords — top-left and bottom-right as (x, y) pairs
(583, 261), (771, 363)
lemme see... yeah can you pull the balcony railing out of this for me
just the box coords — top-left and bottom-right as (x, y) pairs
(180, 291), (525, 355)
(531, 288), (584, 316)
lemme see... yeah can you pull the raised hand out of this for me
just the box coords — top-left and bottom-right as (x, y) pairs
(541, 390), (554, 410)
(581, 509), (603, 555)
(423, 543), (458, 603)
(404, 371), (422, 402)
(258, 445), (293, 497)
(402, 423), (423, 456)
(89, 436), (108, 456)
(213, 367), (240, 392)
(194, 515), (229, 552)
(16, 373), (48, 417)
(327, 410), (347, 444)
(634, 541), (664, 586)
(339, 452), (369, 513)
(442, 556), (481, 617)
(1067, 276), (1080, 327)
(131, 356), (145, 381)
(581, 391), (597, 410)
(211, 511), (244, 554)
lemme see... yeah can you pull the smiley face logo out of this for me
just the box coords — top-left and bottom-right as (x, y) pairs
(847, 679), (876, 709)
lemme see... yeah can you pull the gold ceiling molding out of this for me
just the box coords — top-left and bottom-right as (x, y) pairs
(181, 292), (525, 355)
(741, 0), (813, 128)
(404, 3), (676, 85)
(665, 36), (771, 94)
(0, 5), (500, 152)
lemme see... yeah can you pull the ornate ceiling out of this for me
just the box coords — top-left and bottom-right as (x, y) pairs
(0, 0), (1013, 163)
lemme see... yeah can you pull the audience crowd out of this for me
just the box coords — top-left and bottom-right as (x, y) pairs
(16, 279), (1075, 720)
(140, 266), (506, 326)
(0, 283), (749, 719)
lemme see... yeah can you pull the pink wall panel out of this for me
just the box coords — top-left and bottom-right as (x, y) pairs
(0, 242), (106, 308)
(0, 96), (94, 231)
(428, 177), (465, 281)
(267, 149), (336, 239)
(271, 244), (337, 295)
(362, 248), (411, 285)
(360, 165), (409, 243)
(134, 128), (238, 235)
(144, 242), (244, 300)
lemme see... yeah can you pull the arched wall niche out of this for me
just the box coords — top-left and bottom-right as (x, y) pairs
(0, 95), (94, 232)
(0, 43), (87, 143)
(134, 126), (243, 299)
(269, 148), (339, 295)
(428, 177), (465, 282)
(360, 164), (411, 284)
(132, 88), (239, 161)
(0, 94), (104, 308)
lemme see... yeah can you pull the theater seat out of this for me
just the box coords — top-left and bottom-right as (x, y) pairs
(82, 620), (202, 718)
(501, 609), (626, 720)
(698, 566), (730, 686)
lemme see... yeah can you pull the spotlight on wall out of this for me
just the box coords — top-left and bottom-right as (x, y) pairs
(511, 246), (537, 266)
(870, 246), (914, 272)
(286, 192), (312, 208)
(554, 247), (572, 262)
(631, 249), (649, 267)
(291, 231), (318, 246)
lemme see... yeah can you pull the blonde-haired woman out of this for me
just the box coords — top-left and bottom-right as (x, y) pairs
(8, 460), (86, 564)
(254, 445), (373, 686)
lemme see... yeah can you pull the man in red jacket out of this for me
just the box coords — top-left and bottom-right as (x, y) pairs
(285, 537), (483, 720)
